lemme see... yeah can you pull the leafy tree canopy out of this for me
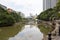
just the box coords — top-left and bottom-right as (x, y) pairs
(0, 4), (23, 27)
(37, 0), (60, 21)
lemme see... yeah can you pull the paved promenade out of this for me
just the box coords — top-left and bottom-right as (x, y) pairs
(43, 36), (60, 40)
(53, 36), (60, 40)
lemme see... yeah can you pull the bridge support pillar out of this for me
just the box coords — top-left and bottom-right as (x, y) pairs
(48, 32), (52, 40)
(59, 26), (60, 36)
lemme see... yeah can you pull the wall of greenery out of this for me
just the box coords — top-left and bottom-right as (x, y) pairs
(0, 6), (22, 27)
(37, 0), (60, 21)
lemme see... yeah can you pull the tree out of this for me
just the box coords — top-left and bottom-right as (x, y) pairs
(37, 8), (53, 21)
(10, 12), (22, 22)
(37, 0), (60, 21)
(54, 0), (60, 12)
(0, 4), (23, 27)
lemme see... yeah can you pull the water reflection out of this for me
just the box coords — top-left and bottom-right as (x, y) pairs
(0, 24), (23, 40)
(9, 25), (43, 40)
(0, 22), (43, 40)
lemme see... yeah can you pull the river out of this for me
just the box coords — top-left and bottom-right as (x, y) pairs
(0, 22), (43, 40)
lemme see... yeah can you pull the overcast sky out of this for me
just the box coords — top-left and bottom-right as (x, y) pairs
(0, 0), (43, 17)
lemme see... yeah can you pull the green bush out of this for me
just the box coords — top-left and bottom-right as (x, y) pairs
(10, 12), (22, 22)
(37, 8), (54, 21)
(0, 5), (22, 27)
(0, 14), (15, 26)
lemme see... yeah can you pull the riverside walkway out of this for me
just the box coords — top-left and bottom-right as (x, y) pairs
(53, 36), (60, 40)
(44, 33), (60, 40)
(52, 20), (60, 40)
(43, 20), (60, 40)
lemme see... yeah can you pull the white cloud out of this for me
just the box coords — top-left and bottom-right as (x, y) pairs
(0, 0), (43, 17)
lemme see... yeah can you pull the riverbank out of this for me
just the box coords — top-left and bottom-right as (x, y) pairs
(37, 20), (60, 40)
(37, 20), (56, 40)
(37, 21), (53, 35)
(0, 22), (25, 40)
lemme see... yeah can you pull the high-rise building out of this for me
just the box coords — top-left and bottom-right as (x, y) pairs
(0, 4), (7, 10)
(43, 0), (58, 10)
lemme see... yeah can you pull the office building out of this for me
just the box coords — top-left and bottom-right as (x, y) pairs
(0, 4), (7, 10)
(43, 0), (58, 10)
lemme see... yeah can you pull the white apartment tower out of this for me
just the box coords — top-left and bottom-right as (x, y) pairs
(43, 0), (58, 10)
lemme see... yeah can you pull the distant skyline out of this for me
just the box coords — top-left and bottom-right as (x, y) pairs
(0, 0), (43, 17)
